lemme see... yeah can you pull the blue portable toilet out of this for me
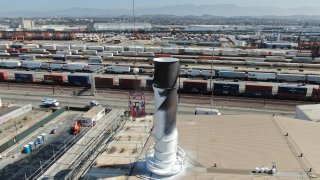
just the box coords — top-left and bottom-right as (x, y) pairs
(28, 142), (34, 151)
(24, 145), (31, 154)
(37, 136), (43, 144)
(41, 133), (46, 141)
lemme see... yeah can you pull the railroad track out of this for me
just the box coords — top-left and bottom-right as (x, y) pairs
(0, 82), (311, 108)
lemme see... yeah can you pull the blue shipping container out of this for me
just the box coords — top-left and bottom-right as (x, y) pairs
(68, 74), (91, 86)
(14, 73), (35, 83)
(213, 83), (239, 95)
(11, 44), (24, 49)
(53, 56), (66, 61)
(278, 86), (307, 95)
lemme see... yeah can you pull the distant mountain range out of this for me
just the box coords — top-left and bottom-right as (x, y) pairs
(1, 4), (320, 18)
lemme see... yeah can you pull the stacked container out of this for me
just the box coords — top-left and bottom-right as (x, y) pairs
(213, 82), (240, 95)
(118, 78), (142, 90)
(14, 72), (35, 83)
(68, 74), (91, 87)
(0, 70), (8, 81)
(183, 80), (208, 94)
(44, 74), (66, 85)
(94, 76), (115, 88)
(244, 84), (273, 97)
(277, 85), (307, 100)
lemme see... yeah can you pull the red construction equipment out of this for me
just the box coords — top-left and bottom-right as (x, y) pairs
(70, 121), (81, 135)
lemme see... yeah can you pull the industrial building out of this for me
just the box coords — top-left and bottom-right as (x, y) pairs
(78, 106), (105, 127)
(93, 23), (152, 31)
(295, 104), (320, 121)
(19, 18), (35, 29)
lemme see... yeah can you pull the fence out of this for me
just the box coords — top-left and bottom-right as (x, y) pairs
(0, 106), (67, 154)
(0, 104), (32, 125)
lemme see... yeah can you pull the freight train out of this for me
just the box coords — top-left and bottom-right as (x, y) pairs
(0, 70), (319, 101)
(1, 43), (319, 62)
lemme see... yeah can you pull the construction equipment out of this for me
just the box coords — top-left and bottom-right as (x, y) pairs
(70, 121), (81, 135)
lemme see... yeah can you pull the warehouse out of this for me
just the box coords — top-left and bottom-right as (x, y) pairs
(79, 106), (105, 127)
(295, 104), (320, 121)
(93, 23), (152, 31)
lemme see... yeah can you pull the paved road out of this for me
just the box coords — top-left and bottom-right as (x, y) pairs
(0, 90), (295, 117)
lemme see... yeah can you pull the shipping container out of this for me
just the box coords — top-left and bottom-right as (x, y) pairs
(187, 69), (201, 77)
(42, 45), (56, 51)
(94, 76), (115, 88)
(213, 82), (240, 95)
(183, 80), (208, 93)
(121, 51), (138, 56)
(68, 74), (91, 87)
(88, 56), (103, 63)
(30, 48), (47, 53)
(221, 49), (239, 56)
(71, 45), (86, 51)
(106, 66), (130, 74)
(41, 63), (63, 70)
(11, 44), (24, 49)
(43, 74), (66, 84)
(128, 46), (144, 52)
(184, 48), (203, 55)
(265, 56), (286, 62)
(84, 65), (104, 72)
(14, 72), (35, 83)
(24, 44), (39, 49)
(307, 75), (320, 84)
(244, 84), (273, 97)
(62, 63), (85, 71)
(162, 47), (181, 54)
(56, 45), (70, 51)
(53, 54), (66, 61)
(97, 52), (113, 59)
(0, 70), (8, 81)
(82, 50), (98, 55)
(87, 46), (104, 52)
(105, 46), (123, 52)
(145, 47), (162, 53)
(19, 54), (36, 60)
(0, 60), (21, 68)
(213, 82), (239, 95)
(277, 85), (307, 100)
(292, 57), (313, 63)
(19, 48), (30, 53)
(56, 51), (72, 56)
(154, 54), (172, 58)
(118, 78), (142, 90)
(218, 71), (246, 79)
(105, 51), (119, 55)
(138, 52), (155, 57)
(21, 61), (42, 69)
(248, 72), (277, 81)
(0, 44), (9, 50)
(311, 88), (320, 101)
(277, 74), (306, 82)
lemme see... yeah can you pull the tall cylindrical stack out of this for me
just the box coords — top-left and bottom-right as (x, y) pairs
(146, 58), (185, 176)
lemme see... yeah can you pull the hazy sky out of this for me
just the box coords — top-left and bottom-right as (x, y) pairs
(1, 0), (320, 11)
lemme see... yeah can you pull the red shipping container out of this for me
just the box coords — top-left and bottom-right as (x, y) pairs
(183, 80), (208, 93)
(95, 76), (115, 88)
(0, 71), (8, 81)
(155, 54), (172, 58)
(19, 48), (30, 53)
(311, 87), (320, 101)
(44, 74), (66, 85)
(118, 78), (142, 90)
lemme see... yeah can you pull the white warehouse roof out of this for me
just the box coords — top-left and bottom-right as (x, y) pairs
(295, 104), (320, 122)
(93, 22), (152, 31)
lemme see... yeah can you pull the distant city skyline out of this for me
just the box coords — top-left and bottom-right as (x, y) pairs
(1, 0), (320, 12)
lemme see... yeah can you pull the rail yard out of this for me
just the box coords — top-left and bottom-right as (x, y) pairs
(1, 10), (320, 179)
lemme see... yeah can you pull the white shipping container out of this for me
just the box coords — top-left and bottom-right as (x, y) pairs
(121, 51), (137, 56)
(21, 61), (42, 69)
(195, 108), (221, 115)
(307, 75), (320, 83)
(270, 51), (286, 56)
(145, 47), (162, 53)
(97, 52), (113, 59)
(245, 57), (265, 62)
(62, 63), (85, 71)
(128, 46), (144, 52)
(56, 45), (70, 51)
(162, 47), (180, 54)
(265, 56), (286, 61)
(82, 50), (98, 55)
(0, 44), (9, 50)
(88, 46), (104, 51)
(84, 65), (105, 72)
(42, 45), (56, 50)
(0, 60), (21, 68)
(248, 72), (276, 81)
(105, 51), (119, 55)
(105, 46), (124, 52)
(0, 53), (10, 56)
(25, 44), (40, 49)
(106, 66), (130, 73)
(56, 51), (72, 56)
(41, 63), (63, 70)
(71, 45), (86, 51)
(88, 56), (103, 63)
(138, 52), (154, 57)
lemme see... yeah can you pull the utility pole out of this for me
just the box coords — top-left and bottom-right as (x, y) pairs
(210, 33), (215, 113)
